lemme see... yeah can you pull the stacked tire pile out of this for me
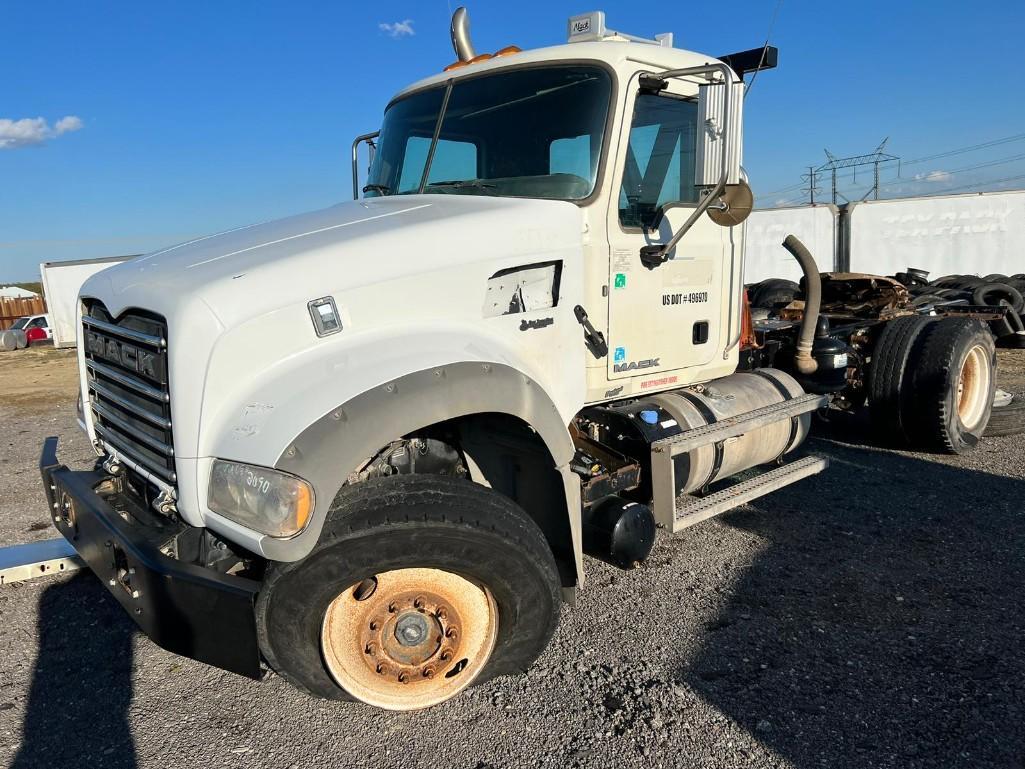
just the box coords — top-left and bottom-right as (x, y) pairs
(0, 328), (28, 351)
(747, 278), (799, 319)
(894, 269), (1025, 349)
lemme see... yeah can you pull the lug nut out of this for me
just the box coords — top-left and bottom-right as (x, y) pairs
(388, 602), (398, 613)
(376, 663), (385, 675)
(413, 596), (425, 609)
(369, 620), (379, 631)
(436, 607), (448, 620)
(440, 650), (452, 662)
(398, 673), (408, 684)
(422, 666), (436, 679)
(445, 626), (458, 639)
(365, 641), (377, 655)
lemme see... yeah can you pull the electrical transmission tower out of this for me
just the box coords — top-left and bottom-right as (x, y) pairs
(800, 165), (821, 205)
(816, 138), (900, 204)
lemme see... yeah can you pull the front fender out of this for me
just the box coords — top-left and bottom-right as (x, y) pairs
(197, 320), (585, 565)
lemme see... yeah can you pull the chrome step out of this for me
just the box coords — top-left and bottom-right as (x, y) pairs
(651, 393), (829, 455)
(649, 393), (830, 528)
(669, 455), (828, 532)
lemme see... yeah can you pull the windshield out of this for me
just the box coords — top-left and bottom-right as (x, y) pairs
(11, 317), (28, 330)
(365, 65), (613, 201)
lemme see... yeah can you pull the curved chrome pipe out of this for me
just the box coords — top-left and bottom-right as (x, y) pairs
(450, 7), (476, 61)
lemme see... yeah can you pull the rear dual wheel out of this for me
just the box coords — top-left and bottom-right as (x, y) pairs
(907, 319), (995, 453)
(868, 317), (995, 453)
(255, 474), (561, 710)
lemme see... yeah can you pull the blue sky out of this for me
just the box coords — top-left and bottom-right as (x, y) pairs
(2, 0), (1024, 280)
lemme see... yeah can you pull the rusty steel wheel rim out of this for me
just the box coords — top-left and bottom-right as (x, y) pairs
(957, 344), (991, 430)
(321, 567), (498, 710)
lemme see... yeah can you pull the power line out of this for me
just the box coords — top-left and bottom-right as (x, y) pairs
(879, 151), (1025, 192)
(757, 131), (1025, 203)
(901, 132), (1025, 167)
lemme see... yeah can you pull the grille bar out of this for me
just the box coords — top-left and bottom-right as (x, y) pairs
(88, 380), (172, 430)
(94, 426), (177, 484)
(91, 401), (174, 456)
(86, 360), (169, 402)
(82, 315), (166, 348)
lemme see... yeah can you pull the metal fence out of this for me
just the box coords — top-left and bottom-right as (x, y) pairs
(0, 296), (47, 330)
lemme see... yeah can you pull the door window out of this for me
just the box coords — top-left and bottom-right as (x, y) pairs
(619, 93), (699, 228)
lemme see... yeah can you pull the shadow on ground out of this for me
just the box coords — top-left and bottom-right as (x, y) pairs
(11, 572), (136, 769)
(680, 435), (1025, 768)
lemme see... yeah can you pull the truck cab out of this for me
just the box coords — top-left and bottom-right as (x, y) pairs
(42, 9), (825, 711)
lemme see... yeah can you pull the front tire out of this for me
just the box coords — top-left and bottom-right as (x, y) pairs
(255, 474), (561, 709)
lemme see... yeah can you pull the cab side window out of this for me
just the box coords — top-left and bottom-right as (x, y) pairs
(619, 93), (699, 228)
(28, 317), (46, 329)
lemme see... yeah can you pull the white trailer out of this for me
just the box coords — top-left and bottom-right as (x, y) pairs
(39, 256), (135, 347)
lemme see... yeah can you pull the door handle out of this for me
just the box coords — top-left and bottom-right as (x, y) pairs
(574, 305), (608, 359)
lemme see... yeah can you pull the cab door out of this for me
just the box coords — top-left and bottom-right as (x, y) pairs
(605, 79), (726, 383)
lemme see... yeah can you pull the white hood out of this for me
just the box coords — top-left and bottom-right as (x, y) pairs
(82, 195), (582, 327)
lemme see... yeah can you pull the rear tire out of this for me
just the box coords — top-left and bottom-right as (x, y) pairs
(255, 474), (561, 709)
(905, 318), (996, 453)
(867, 315), (936, 445)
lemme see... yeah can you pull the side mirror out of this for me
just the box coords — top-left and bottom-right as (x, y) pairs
(695, 78), (745, 189)
(639, 64), (748, 269)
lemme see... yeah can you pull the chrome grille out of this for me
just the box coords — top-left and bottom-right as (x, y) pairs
(83, 303), (175, 484)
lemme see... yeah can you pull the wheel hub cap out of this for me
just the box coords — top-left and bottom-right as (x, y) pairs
(320, 567), (498, 710)
(395, 612), (430, 646)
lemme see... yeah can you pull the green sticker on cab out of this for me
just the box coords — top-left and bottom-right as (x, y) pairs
(614, 273), (627, 289)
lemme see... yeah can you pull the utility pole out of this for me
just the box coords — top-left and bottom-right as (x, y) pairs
(799, 165), (820, 205)
(817, 138), (900, 204)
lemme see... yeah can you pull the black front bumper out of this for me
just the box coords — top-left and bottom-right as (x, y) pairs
(40, 437), (263, 678)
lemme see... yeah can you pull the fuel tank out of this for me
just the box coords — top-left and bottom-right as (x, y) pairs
(580, 369), (811, 498)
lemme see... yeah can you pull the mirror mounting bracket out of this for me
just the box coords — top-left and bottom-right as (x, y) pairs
(638, 74), (668, 94)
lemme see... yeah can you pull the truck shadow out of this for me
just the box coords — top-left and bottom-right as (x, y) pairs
(676, 436), (1025, 767)
(11, 572), (136, 769)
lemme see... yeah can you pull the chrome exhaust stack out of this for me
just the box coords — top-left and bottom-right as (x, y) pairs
(450, 7), (477, 62)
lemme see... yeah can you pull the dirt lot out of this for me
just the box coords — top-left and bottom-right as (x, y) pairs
(1, 347), (1024, 769)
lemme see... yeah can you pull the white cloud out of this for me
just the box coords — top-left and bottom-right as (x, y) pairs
(379, 19), (414, 38)
(913, 169), (951, 183)
(0, 115), (84, 149)
(54, 115), (83, 134)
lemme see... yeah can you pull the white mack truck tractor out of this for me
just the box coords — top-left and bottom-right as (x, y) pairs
(43, 9), (849, 711)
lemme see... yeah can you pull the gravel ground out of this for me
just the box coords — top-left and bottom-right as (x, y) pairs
(1, 347), (1024, 769)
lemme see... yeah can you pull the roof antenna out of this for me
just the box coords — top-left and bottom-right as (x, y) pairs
(450, 7), (477, 62)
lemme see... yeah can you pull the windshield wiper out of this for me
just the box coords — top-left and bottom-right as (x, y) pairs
(425, 180), (496, 191)
(362, 183), (392, 195)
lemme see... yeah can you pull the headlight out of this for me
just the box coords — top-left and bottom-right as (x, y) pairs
(207, 460), (314, 538)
